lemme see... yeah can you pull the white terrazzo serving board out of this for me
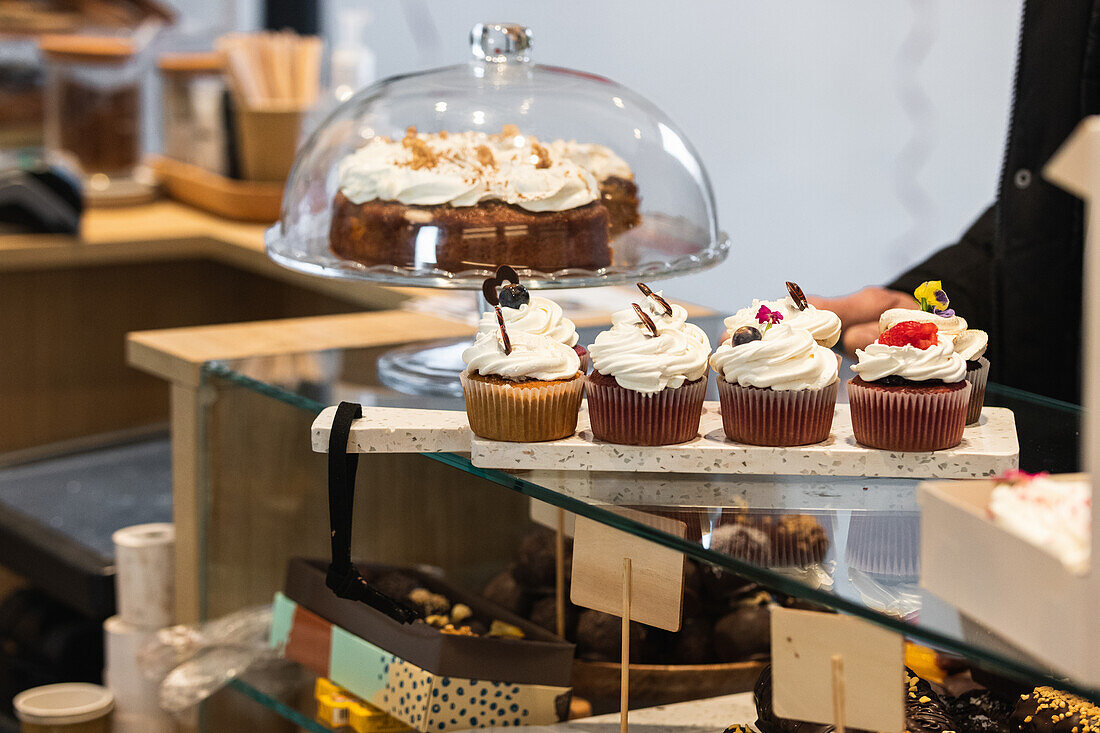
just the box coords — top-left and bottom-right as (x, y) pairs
(312, 403), (1018, 479)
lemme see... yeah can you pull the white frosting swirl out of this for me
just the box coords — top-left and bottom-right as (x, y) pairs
(588, 292), (711, 394)
(852, 336), (967, 383)
(724, 297), (841, 348)
(879, 308), (968, 337)
(462, 330), (580, 382)
(710, 325), (838, 391)
(337, 129), (606, 212)
(476, 296), (579, 347)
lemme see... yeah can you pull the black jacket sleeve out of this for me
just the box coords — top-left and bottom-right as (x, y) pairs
(886, 204), (997, 333)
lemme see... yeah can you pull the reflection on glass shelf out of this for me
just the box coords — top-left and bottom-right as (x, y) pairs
(203, 313), (1091, 701)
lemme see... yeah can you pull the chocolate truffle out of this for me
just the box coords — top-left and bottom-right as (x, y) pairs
(529, 595), (577, 639)
(709, 523), (773, 566)
(1012, 687), (1100, 733)
(575, 609), (645, 662)
(772, 515), (829, 566)
(482, 566), (530, 617)
(714, 603), (770, 662)
(671, 617), (714, 665)
(512, 526), (572, 589)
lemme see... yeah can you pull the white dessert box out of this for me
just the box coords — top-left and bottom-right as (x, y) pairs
(918, 473), (1099, 686)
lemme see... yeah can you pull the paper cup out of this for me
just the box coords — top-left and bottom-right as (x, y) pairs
(848, 378), (970, 451)
(461, 371), (583, 442)
(585, 373), (706, 445)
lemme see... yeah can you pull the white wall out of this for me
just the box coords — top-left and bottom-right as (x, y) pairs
(337, 0), (1021, 308)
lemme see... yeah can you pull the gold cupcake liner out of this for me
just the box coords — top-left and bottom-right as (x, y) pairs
(460, 371), (583, 442)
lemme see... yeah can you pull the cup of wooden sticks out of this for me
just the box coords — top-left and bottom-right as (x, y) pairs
(218, 31), (322, 182)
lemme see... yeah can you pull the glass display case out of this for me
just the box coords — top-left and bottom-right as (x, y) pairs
(171, 312), (1092, 732)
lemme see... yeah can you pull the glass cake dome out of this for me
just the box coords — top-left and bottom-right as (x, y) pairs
(266, 22), (728, 289)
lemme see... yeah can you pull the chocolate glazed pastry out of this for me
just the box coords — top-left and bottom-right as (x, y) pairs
(1012, 687), (1100, 733)
(946, 689), (1013, 733)
(905, 668), (958, 733)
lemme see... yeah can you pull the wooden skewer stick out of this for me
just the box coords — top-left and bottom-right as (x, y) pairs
(555, 508), (566, 638)
(831, 654), (846, 733)
(621, 557), (632, 733)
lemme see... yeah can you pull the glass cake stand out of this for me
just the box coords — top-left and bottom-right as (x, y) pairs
(265, 23), (730, 395)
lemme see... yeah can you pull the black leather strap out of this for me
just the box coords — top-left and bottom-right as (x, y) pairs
(325, 402), (419, 624)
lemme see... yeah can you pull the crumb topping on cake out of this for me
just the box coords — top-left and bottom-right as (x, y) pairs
(336, 124), (629, 211)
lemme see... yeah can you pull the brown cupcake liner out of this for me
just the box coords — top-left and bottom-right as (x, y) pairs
(585, 374), (707, 445)
(716, 378), (838, 446)
(460, 371), (583, 442)
(965, 357), (989, 425)
(848, 378), (970, 452)
(845, 513), (920, 581)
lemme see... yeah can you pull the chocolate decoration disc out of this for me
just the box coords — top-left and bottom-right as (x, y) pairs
(785, 281), (808, 310)
(632, 303), (658, 337)
(637, 282), (673, 316)
(482, 265), (521, 306)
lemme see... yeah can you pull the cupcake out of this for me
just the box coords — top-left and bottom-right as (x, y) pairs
(479, 266), (588, 371)
(723, 281), (842, 347)
(461, 302), (583, 442)
(849, 320), (971, 451)
(586, 283), (711, 445)
(710, 319), (839, 446)
(879, 280), (989, 425)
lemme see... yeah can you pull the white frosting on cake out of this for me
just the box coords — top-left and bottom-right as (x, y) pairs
(710, 324), (838, 391)
(988, 475), (1091, 574)
(851, 338), (967, 382)
(337, 128), (630, 212)
(462, 329), (580, 382)
(588, 291), (711, 394)
(724, 297), (841, 348)
(476, 296), (578, 348)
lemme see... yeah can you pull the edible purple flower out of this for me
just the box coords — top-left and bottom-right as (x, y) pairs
(755, 305), (783, 333)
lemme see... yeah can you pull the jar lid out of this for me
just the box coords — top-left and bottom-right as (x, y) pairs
(14, 684), (114, 726)
(158, 51), (224, 75)
(39, 34), (136, 63)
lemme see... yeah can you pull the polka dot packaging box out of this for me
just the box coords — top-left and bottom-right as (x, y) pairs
(271, 560), (574, 732)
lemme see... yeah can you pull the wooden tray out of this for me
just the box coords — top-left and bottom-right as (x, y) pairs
(311, 403), (1019, 480)
(571, 659), (765, 714)
(149, 154), (282, 222)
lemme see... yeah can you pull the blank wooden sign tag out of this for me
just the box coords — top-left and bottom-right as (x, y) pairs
(771, 607), (905, 733)
(570, 509), (686, 631)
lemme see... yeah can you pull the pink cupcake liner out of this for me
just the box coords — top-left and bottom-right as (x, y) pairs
(965, 357), (989, 425)
(848, 378), (970, 452)
(460, 371), (584, 442)
(716, 378), (838, 446)
(585, 374), (706, 445)
(845, 513), (920, 581)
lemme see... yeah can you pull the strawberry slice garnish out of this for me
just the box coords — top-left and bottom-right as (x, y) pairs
(878, 321), (939, 349)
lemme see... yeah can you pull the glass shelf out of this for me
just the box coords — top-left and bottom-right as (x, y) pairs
(202, 313), (1092, 705)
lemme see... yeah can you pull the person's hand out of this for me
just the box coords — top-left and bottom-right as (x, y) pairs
(808, 287), (915, 355)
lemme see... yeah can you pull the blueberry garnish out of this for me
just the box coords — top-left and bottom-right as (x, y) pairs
(732, 326), (762, 346)
(498, 284), (530, 309)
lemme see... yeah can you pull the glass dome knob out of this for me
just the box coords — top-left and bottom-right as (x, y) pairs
(470, 23), (533, 63)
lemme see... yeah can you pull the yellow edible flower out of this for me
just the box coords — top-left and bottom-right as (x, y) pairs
(914, 280), (949, 312)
